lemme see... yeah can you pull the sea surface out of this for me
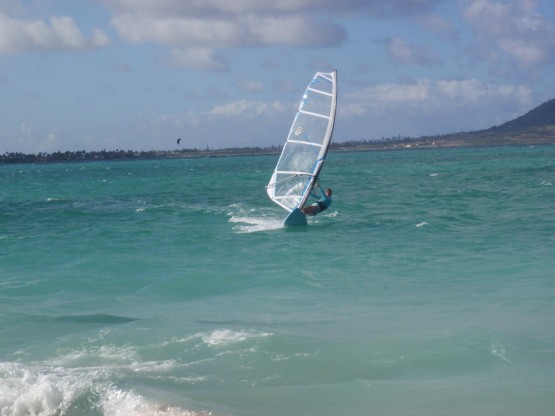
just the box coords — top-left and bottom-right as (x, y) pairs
(1, 145), (554, 416)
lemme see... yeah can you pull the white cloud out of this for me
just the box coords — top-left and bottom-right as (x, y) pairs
(168, 47), (228, 71)
(416, 14), (458, 41)
(102, 0), (446, 72)
(235, 79), (264, 93)
(45, 129), (60, 150)
(386, 36), (439, 66)
(102, 0), (441, 49)
(206, 100), (288, 118)
(133, 99), (293, 149)
(108, 3), (346, 48)
(463, 0), (555, 68)
(91, 28), (112, 48)
(19, 121), (32, 136)
(103, 0), (439, 17)
(110, 14), (244, 47)
(345, 78), (532, 111)
(142, 77), (534, 147)
(275, 79), (296, 93)
(339, 78), (534, 137)
(140, 99), (289, 131)
(0, 11), (110, 54)
(8, 122), (64, 153)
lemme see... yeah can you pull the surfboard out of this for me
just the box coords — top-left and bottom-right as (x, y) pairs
(266, 71), (337, 226)
(283, 208), (308, 227)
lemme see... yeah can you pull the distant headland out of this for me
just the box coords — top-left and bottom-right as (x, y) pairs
(2, 98), (554, 164)
(355, 97), (555, 151)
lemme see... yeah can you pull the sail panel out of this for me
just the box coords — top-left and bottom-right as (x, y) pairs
(267, 71), (337, 213)
(299, 85), (333, 121)
(308, 73), (334, 95)
(276, 141), (321, 173)
(288, 112), (330, 146)
(271, 173), (311, 211)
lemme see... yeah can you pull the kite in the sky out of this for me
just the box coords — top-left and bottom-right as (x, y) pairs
(177, 138), (181, 145)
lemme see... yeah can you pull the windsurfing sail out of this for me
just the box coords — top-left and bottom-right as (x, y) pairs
(266, 70), (337, 213)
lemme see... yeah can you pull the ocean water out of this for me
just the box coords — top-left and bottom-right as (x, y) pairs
(1, 145), (554, 416)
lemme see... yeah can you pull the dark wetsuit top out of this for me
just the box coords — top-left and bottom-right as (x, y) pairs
(311, 186), (332, 212)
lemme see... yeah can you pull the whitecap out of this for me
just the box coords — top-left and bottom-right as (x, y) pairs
(201, 329), (271, 347)
(45, 344), (139, 367)
(416, 221), (429, 228)
(490, 341), (513, 364)
(101, 388), (208, 416)
(0, 362), (90, 416)
(227, 204), (284, 233)
(229, 215), (283, 233)
(0, 359), (209, 416)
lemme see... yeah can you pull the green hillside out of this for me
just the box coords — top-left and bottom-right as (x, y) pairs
(490, 98), (555, 132)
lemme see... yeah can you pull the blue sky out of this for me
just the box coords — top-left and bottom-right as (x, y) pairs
(1, 0), (554, 153)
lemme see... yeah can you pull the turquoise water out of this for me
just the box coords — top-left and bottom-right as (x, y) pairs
(1, 146), (554, 416)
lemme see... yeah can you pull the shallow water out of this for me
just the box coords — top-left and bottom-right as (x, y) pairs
(1, 145), (554, 415)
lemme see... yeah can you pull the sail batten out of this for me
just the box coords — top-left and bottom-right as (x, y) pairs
(287, 139), (322, 147)
(266, 71), (337, 214)
(299, 109), (330, 119)
(306, 87), (334, 97)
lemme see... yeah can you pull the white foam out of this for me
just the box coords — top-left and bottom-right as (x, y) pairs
(100, 388), (207, 416)
(416, 221), (429, 228)
(0, 362), (90, 416)
(136, 203), (177, 213)
(490, 341), (513, 364)
(227, 204), (284, 233)
(201, 329), (271, 347)
(229, 215), (283, 233)
(227, 208), (283, 232)
(0, 361), (208, 416)
(46, 344), (139, 367)
(45, 344), (180, 376)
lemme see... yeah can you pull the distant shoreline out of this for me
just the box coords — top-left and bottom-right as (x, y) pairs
(4, 96), (554, 164)
(2, 127), (554, 164)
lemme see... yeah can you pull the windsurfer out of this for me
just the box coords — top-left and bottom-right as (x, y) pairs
(302, 183), (332, 216)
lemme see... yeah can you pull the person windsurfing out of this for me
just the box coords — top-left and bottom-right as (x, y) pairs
(302, 181), (332, 216)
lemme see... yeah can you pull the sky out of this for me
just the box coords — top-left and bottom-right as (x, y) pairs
(1, 0), (555, 153)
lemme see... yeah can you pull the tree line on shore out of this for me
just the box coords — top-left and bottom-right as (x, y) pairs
(1, 138), (412, 164)
(1, 148), (197, 164)
(0, 145), (284, 164)
(3, 128), (552, 165)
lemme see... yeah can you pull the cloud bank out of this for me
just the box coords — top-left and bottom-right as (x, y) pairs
(463, 0), (555, 68)
(0, 10), (110, 54)
(104, 0), (442, 70)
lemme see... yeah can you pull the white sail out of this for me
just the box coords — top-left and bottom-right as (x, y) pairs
(266, 71), (337, 213)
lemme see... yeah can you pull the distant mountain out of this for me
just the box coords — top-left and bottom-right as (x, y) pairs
(414, 97), (555, 148)
(489, 98), (555, 132)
